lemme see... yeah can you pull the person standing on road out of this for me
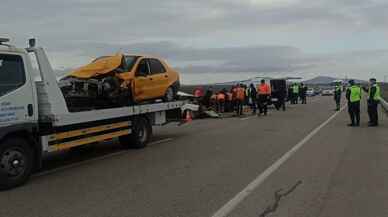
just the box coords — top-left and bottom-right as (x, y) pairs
(334, 81), (342, 111)
(292, 83), (299, 104)
(278, 85), (287, 111)
(366, 78), (381, 127)
(288, 85), (293, 104)
(231, 85), (238, 113)
(235, 84), (245, 116)
(300, 83), (307, 104)
(203, 86), (213, 108)
(257, 79), (271, 116)
(225, 90), (233, 112)
(247, 83), (257, 114)
(216, 90), (226, 113)
(346, 80), (361, 127)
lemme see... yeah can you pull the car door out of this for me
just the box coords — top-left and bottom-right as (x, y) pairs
(133, 58), (153, 101)
(148, 58), (169, 98)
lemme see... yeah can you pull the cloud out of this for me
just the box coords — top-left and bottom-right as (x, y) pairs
(2, 0), (388, 83)
(3, 0), (388, 43)
(50, 39), (388, 84)
(53, 40), (309, 73)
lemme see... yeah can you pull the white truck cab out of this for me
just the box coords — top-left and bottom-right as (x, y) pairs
(0, 40), (38, 128)
(0, 38), (195, 190)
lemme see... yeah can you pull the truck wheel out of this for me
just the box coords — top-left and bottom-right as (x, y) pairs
(0, 138), (34, 190)
(119, 117), (152, 149)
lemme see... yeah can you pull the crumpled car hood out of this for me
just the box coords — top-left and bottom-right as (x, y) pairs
(68, 53), (123, 79)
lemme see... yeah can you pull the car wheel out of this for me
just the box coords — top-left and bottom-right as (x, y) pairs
(0, 138), (34, 190)
(164, 87), (175, 102)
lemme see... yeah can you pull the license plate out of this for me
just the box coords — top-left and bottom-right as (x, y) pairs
(271, 98), (279, 102)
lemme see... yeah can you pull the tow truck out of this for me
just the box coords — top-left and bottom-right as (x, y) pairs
(0, 38), (195, 190)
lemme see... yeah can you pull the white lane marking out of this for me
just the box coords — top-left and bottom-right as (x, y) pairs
(33, 138), (173, 178)
(240, 117), (253, 121)
(149, 138), (174, 145)
(211, 106), (346, 217)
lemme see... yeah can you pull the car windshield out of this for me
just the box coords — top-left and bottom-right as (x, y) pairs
(124, 55), (138, 71)
(0, 54), (25, 97)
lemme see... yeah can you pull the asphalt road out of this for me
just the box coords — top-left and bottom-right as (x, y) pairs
(1, 96), (388, 217)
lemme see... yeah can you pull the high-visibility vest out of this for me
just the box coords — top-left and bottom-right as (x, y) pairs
(236, 87), (245, 100)
(368, 84), (381, 101)
(258, 84), (271, 95)
(292, 85), (299, 94)
(334, 85), (341, 96)
(217, 93), (225, 101)
(349, 85), (361, 103)
(335, 85), (341, 92)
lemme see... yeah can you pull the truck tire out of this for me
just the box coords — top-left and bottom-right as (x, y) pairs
(119, 117), (152, 149)
(0, 138), (34, 190)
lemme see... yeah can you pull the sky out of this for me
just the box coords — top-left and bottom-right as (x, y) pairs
(2, 0), (388, 84)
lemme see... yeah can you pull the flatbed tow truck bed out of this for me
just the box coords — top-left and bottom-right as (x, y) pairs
(0, 38), (196, 190)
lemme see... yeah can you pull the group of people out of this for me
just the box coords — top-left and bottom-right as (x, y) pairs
(288, 83), (308, 104)
(197, 77), (382, 126)
(195, 80), (308, 117)
(333, 78), (381, 127)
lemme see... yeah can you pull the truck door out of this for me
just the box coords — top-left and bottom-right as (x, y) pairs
(0, 53), (36, 128)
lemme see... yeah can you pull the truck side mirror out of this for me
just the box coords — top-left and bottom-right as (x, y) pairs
(28, 38), (36, 48)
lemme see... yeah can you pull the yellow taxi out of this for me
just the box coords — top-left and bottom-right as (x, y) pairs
(68, 53), (180, 103)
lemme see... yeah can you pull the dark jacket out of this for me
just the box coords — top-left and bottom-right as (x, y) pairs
(368, 86), (378, 104)
(334, 86), (342, 100)
(300, 86), (307, 97)
(203, 90), (213, 106)
(247, 86), (257, 99)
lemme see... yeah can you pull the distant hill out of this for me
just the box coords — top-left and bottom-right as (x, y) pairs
(304, 76), (337, 85)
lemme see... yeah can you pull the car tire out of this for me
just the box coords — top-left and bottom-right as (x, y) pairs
(164, 86), (176, 102)
(0, 138), (34, 190)
(119, 117), (152, 149)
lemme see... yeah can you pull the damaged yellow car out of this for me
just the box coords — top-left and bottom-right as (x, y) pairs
(59, 54), (180, 110)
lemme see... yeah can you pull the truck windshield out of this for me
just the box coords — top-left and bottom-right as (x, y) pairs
(0, 54), (26, 97)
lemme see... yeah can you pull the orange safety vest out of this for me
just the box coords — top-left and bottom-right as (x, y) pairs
(217, 93), (225, 101)
(236, 87), (245, 100)
(232, 88), (237, 98)
(258, 84), (271, 95)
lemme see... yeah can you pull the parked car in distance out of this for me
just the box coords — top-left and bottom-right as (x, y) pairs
(321, 88), (334, 96)
(306, 88), (316, 96)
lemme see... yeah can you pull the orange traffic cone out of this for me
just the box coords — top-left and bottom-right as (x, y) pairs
(179, 110), (193, 126)
(185, 110), (193, 123)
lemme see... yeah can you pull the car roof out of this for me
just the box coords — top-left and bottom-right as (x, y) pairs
(124, 54), (162, 59)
